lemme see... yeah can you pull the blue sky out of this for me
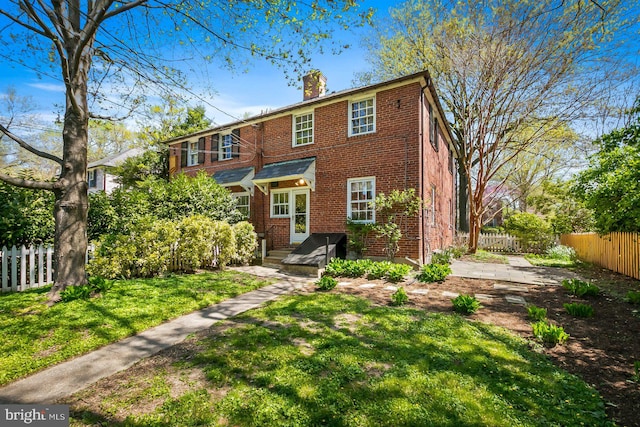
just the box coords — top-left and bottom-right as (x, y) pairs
(0, 1), (393, 131)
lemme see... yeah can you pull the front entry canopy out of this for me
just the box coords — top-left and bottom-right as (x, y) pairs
(252, 157), (316, 194)
(212, 166), (255, 195)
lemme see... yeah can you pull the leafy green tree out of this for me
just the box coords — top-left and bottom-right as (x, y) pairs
(360, 0), (637, 253)
(111, 149), (169, 188)
(529, 179), (594, 235)
(371, 189), (422, 261)
(0, 1), (371, 302)
(573, 101), (640, 233)
(0, 178), (54, 247)
(496, 121), (582, 213)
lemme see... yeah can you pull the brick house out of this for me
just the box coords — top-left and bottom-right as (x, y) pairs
(165, 71), (456, 264)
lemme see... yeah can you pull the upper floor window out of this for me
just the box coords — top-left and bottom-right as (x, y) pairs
(347, 177), (375, 223)
(220, 134), (233, 160)
(349, 97), (375, 136)
(188, 140), (199, 166)
(87, 170), (97, 188)
(293, 112), (314, 146)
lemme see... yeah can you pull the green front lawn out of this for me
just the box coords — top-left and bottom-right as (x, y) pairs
(71, 293), (612, 426)
(0, 271), (273, 386)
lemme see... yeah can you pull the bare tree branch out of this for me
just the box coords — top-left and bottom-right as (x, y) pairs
(0, 172), (57, 190)
(0, 124), (64, 165)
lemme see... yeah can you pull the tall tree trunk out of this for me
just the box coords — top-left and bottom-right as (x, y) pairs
(47, 41), (91, 303)
(457, 164), (469, 232)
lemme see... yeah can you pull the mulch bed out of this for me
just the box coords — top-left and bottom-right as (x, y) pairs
(308, 271), (640, 427)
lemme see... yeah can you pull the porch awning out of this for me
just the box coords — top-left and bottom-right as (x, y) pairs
(252, 157), (316, 195)
(212, 166), (255, 195)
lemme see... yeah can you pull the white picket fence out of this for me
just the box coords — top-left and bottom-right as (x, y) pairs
(457, 232), (523, 253)
(1, 244), (55, 292)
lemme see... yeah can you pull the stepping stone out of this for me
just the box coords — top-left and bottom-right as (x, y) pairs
(474, 293), (494, 301)
(410, 289), (430, 295)
(337, 282), (352, 287)
(494, 283), (529, 293)
(358, 283), (377, 289)
(442, 291), (459, 298)
(505, 295), (527, 305)
(384, 285), (398, 291)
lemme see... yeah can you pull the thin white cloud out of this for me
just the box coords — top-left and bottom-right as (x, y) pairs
(27, 82), (66, 92)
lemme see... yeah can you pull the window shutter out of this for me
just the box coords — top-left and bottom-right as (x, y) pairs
(180, 142), (187, 167)
(232, 129), (240, 158)
(211, 134), (219, 162)
(198, 137), (205, 164)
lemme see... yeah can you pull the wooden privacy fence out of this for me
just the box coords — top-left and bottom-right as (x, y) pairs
(457, 233), (523, 253)
(1, 245), (55, 292)
(561, 232), (640, 280)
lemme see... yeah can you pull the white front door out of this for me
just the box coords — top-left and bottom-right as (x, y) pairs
(291, 189), (310, 243)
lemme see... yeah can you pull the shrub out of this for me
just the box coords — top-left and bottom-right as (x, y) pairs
(232, 221), (258, 265)
(545, 245), (577, 261)
(391, 287), (409, 306)
(345, 219), (372, 257)
(531, 321), (569, 346)
(447, 245), (466, 259)
(60, 285), (93, 303)
(503, 212), (554, 253)
(325, 259), (372, 278)
(564, 303), (594, 318)
(177, 215), (220, 272)
(367, 261), (392, 280)
(430, 251), (451, 265)
(316, 275), (338, 291)
(417, 263), (452, 283)
(88, 276), (112, 294)
(625, 290), (640, 304)
(88, 217), (180, 279)
(385, 263), (413, 283)
(527, 305), (547, 321)
(562, 278), (600, 297)
(452, 294), (481, 315)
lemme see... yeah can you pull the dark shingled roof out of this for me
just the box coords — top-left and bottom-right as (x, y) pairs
(212, 167), (254, 185)
(253, 158), (315, 181)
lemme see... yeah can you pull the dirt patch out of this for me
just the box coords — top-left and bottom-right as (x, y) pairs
(309, 272), (640, 427)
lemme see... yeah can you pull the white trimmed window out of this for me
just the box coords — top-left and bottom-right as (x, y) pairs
(293, 112), (314, 146)
(188, 141), (199, 166)
(349, 97), (375, 136)
(220, 134), (233, 160)
(271, 190), (290, 217)
(87, 170), (97, 188)
(233, 192), (250, 219)
(347, 177), (375, 223)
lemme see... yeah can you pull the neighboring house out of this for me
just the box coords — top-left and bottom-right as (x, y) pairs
(165, 71), (456, 264)
(87, 148), (145, 194)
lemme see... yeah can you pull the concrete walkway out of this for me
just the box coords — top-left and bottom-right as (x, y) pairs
(0, 267), (311, 404)
(450, 255), (579, 285)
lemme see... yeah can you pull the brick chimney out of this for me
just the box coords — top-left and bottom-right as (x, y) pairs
(302, 70), (327, 101)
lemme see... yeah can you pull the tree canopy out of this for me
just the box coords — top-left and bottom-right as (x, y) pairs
(573, 100), (640, 233)
(359, 0), (639, 252)
(0, 0), (372, 302)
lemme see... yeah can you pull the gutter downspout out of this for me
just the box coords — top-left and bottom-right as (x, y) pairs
(419, 83), (428, 265)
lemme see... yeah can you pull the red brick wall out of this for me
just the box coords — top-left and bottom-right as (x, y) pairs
(168, 79), (455, 262)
